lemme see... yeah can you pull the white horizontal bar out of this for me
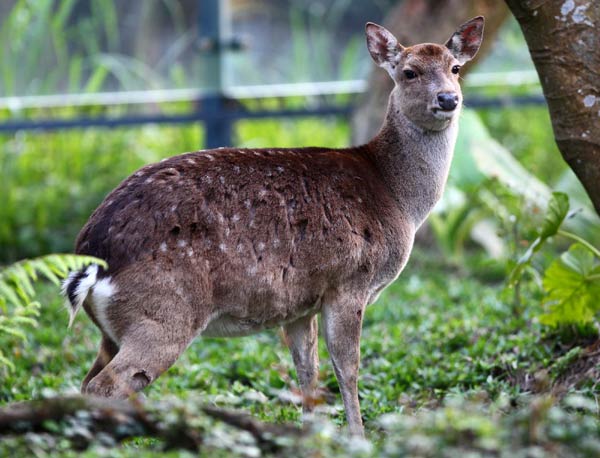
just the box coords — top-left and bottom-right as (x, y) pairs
(0, 72), (540, 110)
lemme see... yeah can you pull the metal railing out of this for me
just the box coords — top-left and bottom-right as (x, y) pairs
(0, 0), (545, 148)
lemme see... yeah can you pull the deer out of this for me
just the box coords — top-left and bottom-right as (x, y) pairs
(62, 17), (484, 436)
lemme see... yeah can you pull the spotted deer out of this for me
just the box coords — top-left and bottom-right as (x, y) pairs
(62, 17), (484, 436)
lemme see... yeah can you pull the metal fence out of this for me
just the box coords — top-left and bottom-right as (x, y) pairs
(0, 0), (545, 149)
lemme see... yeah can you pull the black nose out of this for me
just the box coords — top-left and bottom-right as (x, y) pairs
(437, 92), (459, 111)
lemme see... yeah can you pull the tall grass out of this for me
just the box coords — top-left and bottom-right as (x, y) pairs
(0, 0), (120, 95)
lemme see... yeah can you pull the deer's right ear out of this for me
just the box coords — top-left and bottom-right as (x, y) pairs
(365, 22), (403, 73)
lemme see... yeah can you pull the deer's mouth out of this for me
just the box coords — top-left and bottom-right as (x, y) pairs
(431, 108), (456, 120)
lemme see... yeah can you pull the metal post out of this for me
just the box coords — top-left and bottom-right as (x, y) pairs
(197, 0), (233, 149)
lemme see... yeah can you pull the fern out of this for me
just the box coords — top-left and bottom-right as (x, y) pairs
(0, 254), (106, 371)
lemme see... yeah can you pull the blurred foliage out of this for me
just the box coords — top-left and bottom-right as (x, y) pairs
(509, 192), (600, 327)
(1, 0), (120, 95)
(0, 0), (383, 95)
(0, 254), (103, 371)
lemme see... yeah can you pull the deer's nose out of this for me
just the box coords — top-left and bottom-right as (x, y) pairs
(437, 92), (459, 111)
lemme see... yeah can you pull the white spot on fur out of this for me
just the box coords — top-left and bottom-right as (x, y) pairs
(205, 154), (215, 161)
(224, 227), (230, 237)
(258, 190), (267, 198)
(253, 151), (261, 156)
(583, 95), (596, 107)
(273, 239), (280, 248)
(187, 248), (194, 257)
(247, 265), (257, 275)
(92, 277), (119, 344)
(219, 243), (227, 252)
(186, 158), (195, 165)
(203, 175), (212, 184)
(219, 176), (225, 184)
(257, 242), (265, 251)
(237, 243), (244, 253)
(244, 199), (252, 208)
(177, 239), (187, 248)
(233, 165), (240, 173)
(144, 177), (154, 184)
(160, 242), (167, 252)
(232, 214), (240, 222)
(171, 205), (177, 212)
(276, 166), (284, 173)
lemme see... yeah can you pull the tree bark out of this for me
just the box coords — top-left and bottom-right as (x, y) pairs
(352, 0), (509, 144)
(504, 0), (600, 215)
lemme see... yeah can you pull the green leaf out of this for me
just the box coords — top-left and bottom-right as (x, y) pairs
(509, 193), (571, 287)
(0, 254), (105, 371)
(540, 244), (600, 326)
(0, 281), (24, 308)
(0, 324), (28, 342)
(0, 349), (15, 372)
(540, 192), (569, 239)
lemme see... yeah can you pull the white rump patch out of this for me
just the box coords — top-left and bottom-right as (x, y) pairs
(61, 264), (99, 328)
(91, 277), (119, 344)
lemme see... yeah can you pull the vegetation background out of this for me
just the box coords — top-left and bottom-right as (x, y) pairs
(1, 1), (600, 456)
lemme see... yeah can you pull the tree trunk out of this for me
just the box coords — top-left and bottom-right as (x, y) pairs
(352, 0), (509, 144)
(504, 0), (600, 215)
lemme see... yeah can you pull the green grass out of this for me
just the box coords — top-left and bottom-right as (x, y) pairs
(1, 248), (599, 456)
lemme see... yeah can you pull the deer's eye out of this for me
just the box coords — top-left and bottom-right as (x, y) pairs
(451, 65), (461, 75)
(403, 69), (417, 80)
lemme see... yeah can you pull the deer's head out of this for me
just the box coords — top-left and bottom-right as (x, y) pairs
(366, 17), (484, 131)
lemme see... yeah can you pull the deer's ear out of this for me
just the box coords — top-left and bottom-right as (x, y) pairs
(365, 22), (403, 72)
(445, 16), (484, 64)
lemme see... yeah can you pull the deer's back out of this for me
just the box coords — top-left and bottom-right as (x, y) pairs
(76, 147), (413, 332)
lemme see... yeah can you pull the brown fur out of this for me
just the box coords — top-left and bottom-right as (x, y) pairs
(65, 17), (484, 436)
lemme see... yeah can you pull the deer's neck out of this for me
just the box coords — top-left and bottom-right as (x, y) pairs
(367, 90), (459, 228)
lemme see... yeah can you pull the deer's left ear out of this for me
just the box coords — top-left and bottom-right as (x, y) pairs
(365, 22), (404, 75)
(445, 16), (484, 64)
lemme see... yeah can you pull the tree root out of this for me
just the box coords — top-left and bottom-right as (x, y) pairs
(0, 395), (303, 451)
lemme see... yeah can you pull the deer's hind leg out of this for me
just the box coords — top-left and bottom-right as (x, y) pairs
(83, 317), (198, 398)
(81, 335), (119, 393)
(83, 273), (206, 399)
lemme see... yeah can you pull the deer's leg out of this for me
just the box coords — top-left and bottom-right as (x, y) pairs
(81, 334), (119, 393)
(84, 319), (195, 398)
(321, 297), (365, 436)
(283, 314), (319, 413)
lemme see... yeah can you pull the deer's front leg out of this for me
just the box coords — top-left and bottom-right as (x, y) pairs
(284, 314), (319, 414)
(321, 297), (365, 436)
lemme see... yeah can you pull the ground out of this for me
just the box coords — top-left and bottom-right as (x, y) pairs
(2, 246), (599, 456)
